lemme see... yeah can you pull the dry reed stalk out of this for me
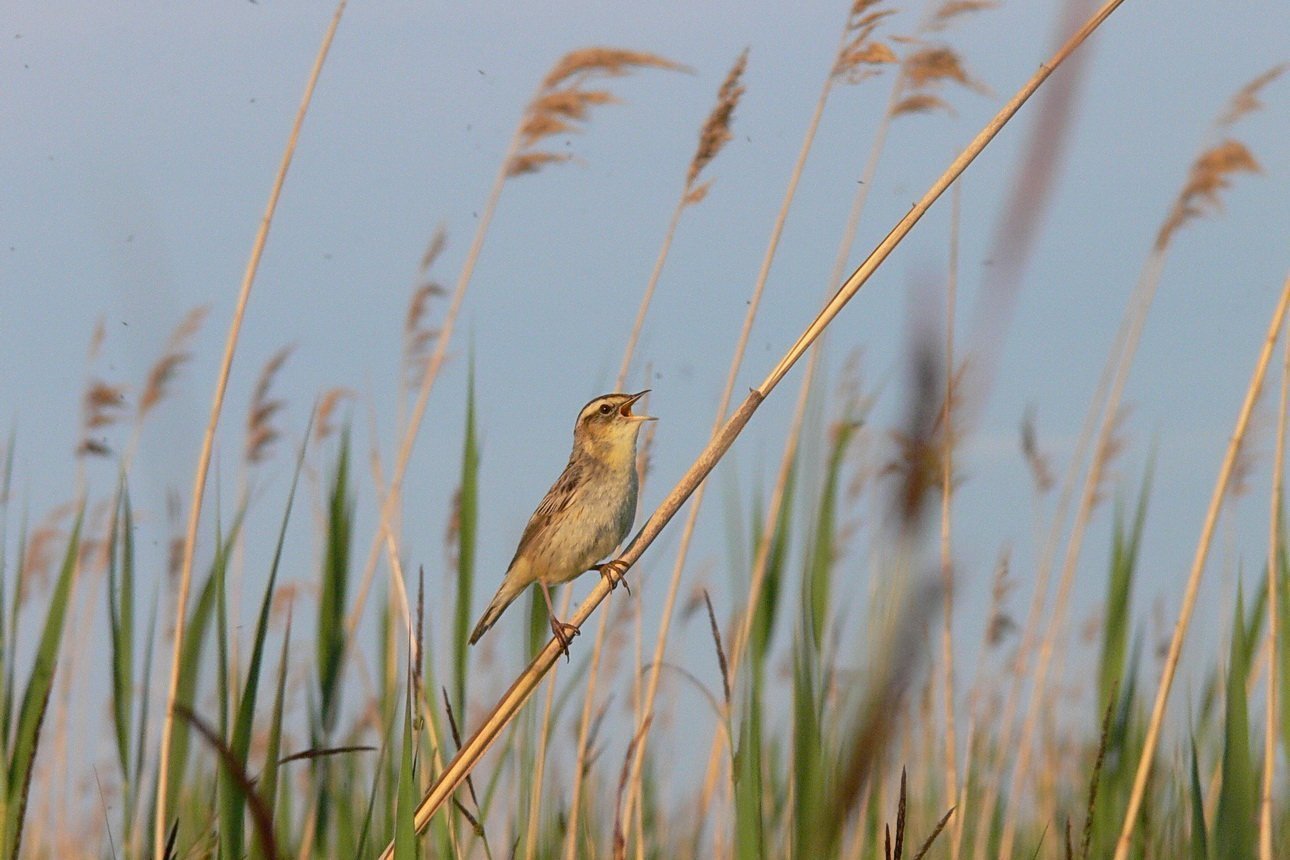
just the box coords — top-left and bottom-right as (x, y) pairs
(344, 49), (681, 648)
(562, 55), (748, 859)
(525, 586), (574, 860)
(624, 9), (898, 836)
(1113, 272), (1290, 858)
(378, 4), (1126, 850)
(152, 4), (348, 855)
(971, 307), (1124, 859)
(939, 182), (961, 860)
(695, 2), (977, 835)
(996, 249), (1154, 857)
(618, 47), (832, 838)
(1000, 65), (1279, 857)
(1259, 311), (1289, 858)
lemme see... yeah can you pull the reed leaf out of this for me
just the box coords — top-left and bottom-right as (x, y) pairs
(1214, 582), (1254, 860)
(453, 361), (480, 715)
(1, 506), (81, 859)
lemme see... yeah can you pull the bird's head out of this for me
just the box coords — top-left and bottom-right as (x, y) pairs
(572, 390), (655, 463)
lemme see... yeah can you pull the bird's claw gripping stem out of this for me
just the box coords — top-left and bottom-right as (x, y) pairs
(593, 559), (632, 595)
(549, 617), (580, 660)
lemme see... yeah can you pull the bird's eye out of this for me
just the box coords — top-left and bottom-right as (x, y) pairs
(599, 403), (613, 415)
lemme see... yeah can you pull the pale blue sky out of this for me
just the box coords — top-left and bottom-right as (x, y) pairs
(2, 0), (1289, 822)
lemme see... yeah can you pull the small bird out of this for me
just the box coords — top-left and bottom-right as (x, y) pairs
(469, 390), (655, 655)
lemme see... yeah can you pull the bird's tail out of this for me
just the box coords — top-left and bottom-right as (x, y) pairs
(469, 578), (524, 645)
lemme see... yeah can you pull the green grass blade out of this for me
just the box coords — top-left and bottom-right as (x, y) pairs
(256, 615), (291, 860)
(804, 418), (856, 650)
(394, 680), (417, 859)
(790, 636), (822, 859)
(317, 428), (353, 737)
(131, 584), (159, 846)
(1189, 735), (1207, 860)
(2, 505), (82, 858)
(107, 484), (133, 783)
(752, 460), (796, 674)
(3, 510), (29, 747)
(1098, 458), (1152, 718)
(167, 507), (245, 834)
(0, 433), (13, 753)
(230, 420), (310, 860)
(453, 360), (480, 715)
(734, 680), (766, 860)
(1214, 581), (1253, 860)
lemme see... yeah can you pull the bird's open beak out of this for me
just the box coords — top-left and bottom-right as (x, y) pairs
(621, 390), (656, 421)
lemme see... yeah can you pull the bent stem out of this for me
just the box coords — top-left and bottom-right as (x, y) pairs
(152, 4), (347, 856)
(378, 3), (1128, 850)
(1260, 308), (1289, 859)
(1113, 271), (1290, 859)
(621, 53), (835, 837)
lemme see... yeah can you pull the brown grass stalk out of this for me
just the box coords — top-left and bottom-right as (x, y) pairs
(1113, 271), (1290, 859)
(939, 182), (961, 859)
(344, 49), (681, 660)
(1000, 64), (1277, 855)
(525, 586), (573, 860)
(561, 53), (746, 858)
(997, 248), (1163, 858)
(695, 10), (910, 827)
(1259, 308), (1289, 858)
(970, 294), (1124, 859)
(377, 4), (1125, 850)
(618, 41), (837, 836)
(153, 4), (348, 856)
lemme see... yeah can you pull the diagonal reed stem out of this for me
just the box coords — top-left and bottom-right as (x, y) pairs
(152, 5), (347, 857)
(620, 57), (837, 837)
(378, 3), (1127, 851)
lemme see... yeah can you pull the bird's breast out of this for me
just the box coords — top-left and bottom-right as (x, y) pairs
(533, 462), (638, 585)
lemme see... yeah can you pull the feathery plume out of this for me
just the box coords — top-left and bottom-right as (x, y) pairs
(509, 48), (686, 178)
(1217, 63), (1285, 128)
(1156, 139), (1261, 247)
(315, 388), (355, 442)
(404, 228), (448, 392)
(891, 46), (987, 117)
(139, 306), (210, 420)
(928, 0), (997, 31)
(833, 2), (898, 84)
(686, 50), (748, 192)
(245, 346), (293, 465)
(1020, 407), (1055, 494)
(78, 380), (127, 457)
(1157, 65), (1281, 247)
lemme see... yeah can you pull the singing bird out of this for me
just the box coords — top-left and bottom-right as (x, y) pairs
(469, 391), (655, 654)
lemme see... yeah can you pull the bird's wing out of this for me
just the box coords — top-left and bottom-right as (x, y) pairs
(506, 464), (579, 571)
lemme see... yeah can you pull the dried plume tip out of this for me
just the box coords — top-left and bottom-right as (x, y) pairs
(315, 387), (355, 442)
(509, 47), (687, 178)
(1020, 406), (1055, 494)
(404, 227), (448, 391)
(832, 1), (898, 85)
(891, 45), (987, 117)
(685, 49), (749, 196)
(245, 346), (293, 465)
(1157, 64), (1281, 247)
(78, 379), (127, 457)
(927, 0), (997, 32)
(139, 305), (210, 420)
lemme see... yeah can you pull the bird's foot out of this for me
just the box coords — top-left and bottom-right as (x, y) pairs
(549, 616), (580, 660)
(593, 559), (632, 595)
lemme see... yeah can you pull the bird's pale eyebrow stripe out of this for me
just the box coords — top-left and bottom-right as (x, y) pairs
(579, 396), (616, 420)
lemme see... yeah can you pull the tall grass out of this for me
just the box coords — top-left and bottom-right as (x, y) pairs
(4, 2), (1289, 859)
